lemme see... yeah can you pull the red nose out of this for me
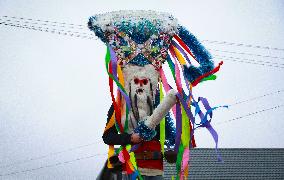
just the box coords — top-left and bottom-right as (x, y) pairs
(134, 78), (148, 86)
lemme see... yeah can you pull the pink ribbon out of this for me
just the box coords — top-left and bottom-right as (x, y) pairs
(118, 151), (125, 163)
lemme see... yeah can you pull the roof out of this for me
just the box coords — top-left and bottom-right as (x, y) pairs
(164, 148), (284, 179)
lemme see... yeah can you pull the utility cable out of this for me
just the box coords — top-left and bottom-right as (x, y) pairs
(209, 48), (284, 60)
(2, 16), (284, 52)
(0, 153), (106, 177)
(0, 21), (95, 39)
(216, 104), (284, 125)
(202, 39), (284, 52)
(0, 141), (101, 169)
(1, 15), (85, 29)
(216, 55), (284, 69)
(228, 89), (284, 107)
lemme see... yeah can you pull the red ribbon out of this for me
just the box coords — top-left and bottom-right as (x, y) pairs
(109, 62), (123, 132)
(173, 35), (199, 63)
(173, 34), (223, 87)
(191, 61), (223, 87)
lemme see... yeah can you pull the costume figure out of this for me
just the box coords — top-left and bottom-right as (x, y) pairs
(88, 10), (223, 179)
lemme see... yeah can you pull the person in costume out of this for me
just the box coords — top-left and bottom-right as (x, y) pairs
(88, 10), (223, 179)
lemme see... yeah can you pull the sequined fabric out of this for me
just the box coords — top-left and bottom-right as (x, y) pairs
(88, 10), (179, 70)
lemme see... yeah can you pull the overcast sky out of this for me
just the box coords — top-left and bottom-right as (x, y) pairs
(0, 0), (284, 179)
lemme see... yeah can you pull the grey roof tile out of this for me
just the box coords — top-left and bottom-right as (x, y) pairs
(163, 148), (284, 180)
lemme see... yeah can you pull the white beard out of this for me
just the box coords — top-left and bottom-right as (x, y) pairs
(120, 64), (159, 133)
(136, 93), (149, 119)
(126, 89), (153, 133)
(137, 88), (153, 117)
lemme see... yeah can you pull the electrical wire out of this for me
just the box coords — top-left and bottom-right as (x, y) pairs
(216, 104), (284, 125)
(1, 15), (284, 54)
(228, 89), (284, 107)
(215, 55), (284, 66)
(216, 55), (284, 69)
(218, 58), (284, 68)
(2, 105), (282, 176)
(2, 19), (284, 70)
(0, 16), (93, 36)
(1, 15), (85, 29)
(1, 89), (283, 169)
(0, 153), (106, 177)
(209, 48), (284, 60)
(0, 141), (101, 169)
(0, 21), (95, 39)
(202, 39), (284, 52)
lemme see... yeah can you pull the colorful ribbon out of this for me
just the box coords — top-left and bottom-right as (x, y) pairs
(105, 46), (143, 177)
(160, 81), (166, 155)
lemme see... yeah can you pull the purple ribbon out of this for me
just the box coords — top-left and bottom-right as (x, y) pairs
(193, 96), (226, 162)
(199, 97), (213, 118)
(176, 94), (195, 126)
(176, 92), (224, 162)
(206, 122), (223, 162)
(109, 46), (131, 110)
(174, 101), (182, 152)
(130, 144), (140, 152)
(172, 41), (191, 64)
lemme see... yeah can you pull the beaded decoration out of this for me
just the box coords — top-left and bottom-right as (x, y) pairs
(88, 10), (178, 70)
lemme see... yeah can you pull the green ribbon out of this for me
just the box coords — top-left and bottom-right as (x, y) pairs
(176, 143), (185, 179)
(200, 74), (217, 83)
(159, 82), (166, 155)
(181, 105), (190, 147)
(105, 46), (129, 133)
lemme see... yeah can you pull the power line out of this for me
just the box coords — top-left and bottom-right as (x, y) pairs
(1, 19), (284, 100)
(4, 22), (283, 69)
(0, 91), (282, 174)
(216, 55), (284, 69)
(0, 21), (95, 39)
(1, 106), (282, 177)
(0, 153), (106, 177)
(2, 20), (284, 70)
(216, 55), (284, 66)
(1, 90), (283, 169)
(202, 39), (284, 52)
(0, 18), (84, 30)
(0, 141), (101, 169)
(0, 17), (93, 36)
(0, 16), (94, 36)
(209, 48), (284, 60)
(228, 89), (284, 107)
(2, 89), (282, 168)
(1, 15), (85, 29)
(216, 104), (284, 125)
(222, 58), (284, 69)
(2, 15), (284, 53)
(219, 57), (284, 69)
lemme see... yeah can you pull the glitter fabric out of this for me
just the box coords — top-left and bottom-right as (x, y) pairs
(88, 10), (178, 70)
(177, 26), (214, 83)
(134, 121), (157, 141)
(88, 10), (215, 79)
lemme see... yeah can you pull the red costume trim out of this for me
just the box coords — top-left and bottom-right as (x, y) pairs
(134, 140), (163, 170)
